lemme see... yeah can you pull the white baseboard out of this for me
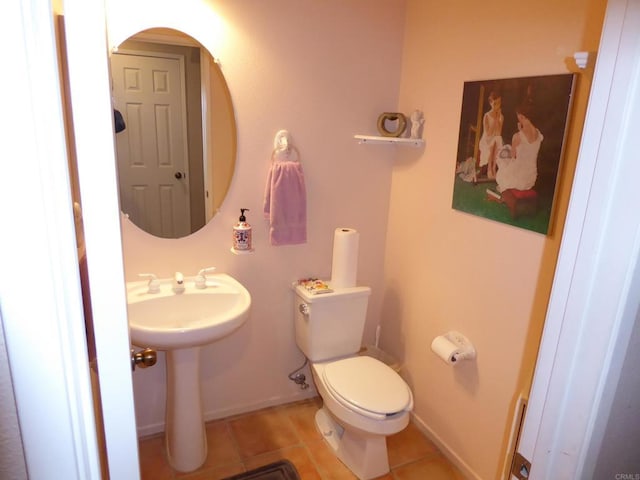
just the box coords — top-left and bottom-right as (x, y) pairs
(410, 412), (482, 480)
(137, 421), (164, 438)
(136, 389), (318, 438)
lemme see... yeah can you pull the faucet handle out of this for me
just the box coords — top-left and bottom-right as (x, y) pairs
(139, 273), (160, 293)
(195, 267), (216, 289)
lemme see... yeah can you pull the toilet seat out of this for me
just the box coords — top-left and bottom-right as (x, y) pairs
(322, 356), (413, 420)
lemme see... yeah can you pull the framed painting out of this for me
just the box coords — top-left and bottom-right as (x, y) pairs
(452, 74), (575, 234)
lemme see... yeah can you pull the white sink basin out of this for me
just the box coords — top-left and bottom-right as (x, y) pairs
(126, 273), (251, 350)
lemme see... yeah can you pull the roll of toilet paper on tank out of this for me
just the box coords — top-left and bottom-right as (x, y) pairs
(330, 228), (359, 288)
(431, 335), (462, 365)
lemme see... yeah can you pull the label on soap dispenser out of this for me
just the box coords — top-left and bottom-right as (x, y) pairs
(233, 224), (252, 250)
(233, 208), (252, 251)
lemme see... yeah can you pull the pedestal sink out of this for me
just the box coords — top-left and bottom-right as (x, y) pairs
(126, 273), (251, 472)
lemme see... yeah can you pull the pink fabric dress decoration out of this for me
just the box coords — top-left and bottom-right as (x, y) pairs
(263, 150), (307, 245)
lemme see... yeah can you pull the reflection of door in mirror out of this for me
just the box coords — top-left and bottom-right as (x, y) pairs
(110, 28), (237, 239)
(112, 39), (205, 238)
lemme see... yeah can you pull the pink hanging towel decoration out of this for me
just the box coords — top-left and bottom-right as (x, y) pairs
(263, 130), (307, 245)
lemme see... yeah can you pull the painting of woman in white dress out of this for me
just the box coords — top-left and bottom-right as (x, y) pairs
(495, 101), (543, 193)
(452, 74), (575, 234)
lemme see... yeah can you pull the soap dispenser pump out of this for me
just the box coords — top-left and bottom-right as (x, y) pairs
(232, 208), (253, 253)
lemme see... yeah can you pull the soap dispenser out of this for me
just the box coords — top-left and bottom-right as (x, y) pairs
(232, 208), (253, 252)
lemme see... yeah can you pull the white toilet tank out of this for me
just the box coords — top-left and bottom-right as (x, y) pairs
(294, 283), (371, 362)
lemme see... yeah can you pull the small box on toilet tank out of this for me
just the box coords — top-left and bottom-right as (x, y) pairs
(293, 284), (371, 362)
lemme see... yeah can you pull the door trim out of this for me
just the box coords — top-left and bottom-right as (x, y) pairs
(1, 0), (103, 478)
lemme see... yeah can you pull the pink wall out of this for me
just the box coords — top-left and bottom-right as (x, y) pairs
(108, 0), (407, 433)
(384, 1), (606, 478)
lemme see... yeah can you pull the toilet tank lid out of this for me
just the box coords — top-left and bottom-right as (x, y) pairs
(293, 283), (371, 303)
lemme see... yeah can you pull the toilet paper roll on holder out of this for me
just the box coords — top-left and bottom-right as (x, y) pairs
(432, 331), (476, 363)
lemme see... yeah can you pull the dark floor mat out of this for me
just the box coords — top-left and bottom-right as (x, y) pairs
(223, 460), (301, 480)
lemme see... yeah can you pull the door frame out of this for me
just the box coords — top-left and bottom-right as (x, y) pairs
(1, 0), (105, 477)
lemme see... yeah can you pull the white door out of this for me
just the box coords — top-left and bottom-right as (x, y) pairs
(111, 51), (191, 238)
(58, 0), (141, 478)
(512, 0), (640, 478)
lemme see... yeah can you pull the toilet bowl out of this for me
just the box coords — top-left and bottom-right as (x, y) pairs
(311, 356), (413, 479)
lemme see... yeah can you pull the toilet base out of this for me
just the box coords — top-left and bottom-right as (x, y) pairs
(315, 407), (390, 480)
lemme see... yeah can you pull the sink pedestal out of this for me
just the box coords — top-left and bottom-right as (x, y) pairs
(165, 347), (207, 472)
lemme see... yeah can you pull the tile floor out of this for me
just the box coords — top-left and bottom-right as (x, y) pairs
(138, 397), (465, 480)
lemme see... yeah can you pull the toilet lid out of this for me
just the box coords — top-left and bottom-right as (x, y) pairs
(322, 356), (412, 418)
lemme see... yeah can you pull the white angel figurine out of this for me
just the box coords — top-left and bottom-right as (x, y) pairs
(410, 110), (424, 139)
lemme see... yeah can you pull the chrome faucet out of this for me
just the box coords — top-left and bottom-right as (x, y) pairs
(173, 272), (185, 293)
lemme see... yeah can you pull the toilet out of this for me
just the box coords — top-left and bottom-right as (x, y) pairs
(293, 283), (413, 480)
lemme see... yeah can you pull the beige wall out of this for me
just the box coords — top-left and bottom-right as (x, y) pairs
(106, 0), (407, 433)
(384, 1), (606, 478)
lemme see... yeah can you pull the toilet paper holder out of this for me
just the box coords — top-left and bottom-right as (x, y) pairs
(432, 331), (476, 364)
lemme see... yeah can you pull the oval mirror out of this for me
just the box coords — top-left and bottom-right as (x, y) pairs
(110, 28), (236, 238)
